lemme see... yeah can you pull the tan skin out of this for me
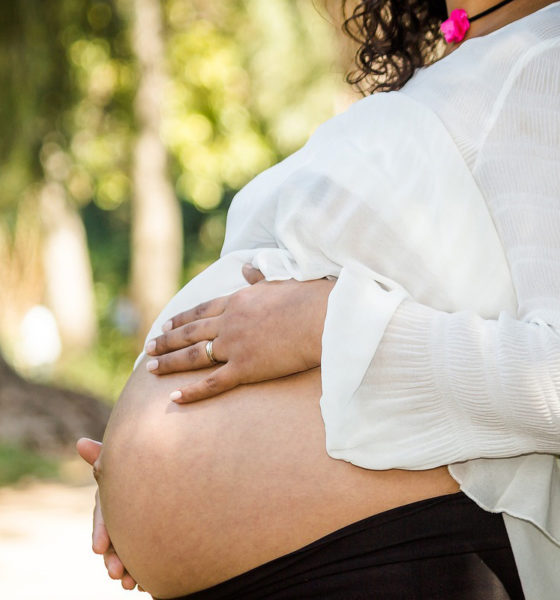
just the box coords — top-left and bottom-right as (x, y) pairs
(77, 0), (556, 592)
(81, 363), (459, 598)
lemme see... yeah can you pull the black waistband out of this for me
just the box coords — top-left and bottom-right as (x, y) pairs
(163, 492), (524, 600)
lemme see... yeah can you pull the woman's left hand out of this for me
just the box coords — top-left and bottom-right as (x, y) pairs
(144, 264), (335, 403)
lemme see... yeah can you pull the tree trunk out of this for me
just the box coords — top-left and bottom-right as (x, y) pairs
(0, 351), (110, 453)
(40, 182), (97, 351)
(130, 0), (183, 341)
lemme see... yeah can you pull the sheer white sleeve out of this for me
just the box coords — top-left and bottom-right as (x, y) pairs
(320, 42), (560, 469)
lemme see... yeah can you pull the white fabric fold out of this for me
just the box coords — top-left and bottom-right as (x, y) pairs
(321, 261), (409, 452)
(503, 514), (560, 600)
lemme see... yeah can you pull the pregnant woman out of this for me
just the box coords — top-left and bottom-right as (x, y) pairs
(78, 0), (560, 598)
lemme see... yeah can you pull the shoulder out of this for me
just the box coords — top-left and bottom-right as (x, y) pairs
(403, 3), (560, 105)
(396, 5), (560, 167)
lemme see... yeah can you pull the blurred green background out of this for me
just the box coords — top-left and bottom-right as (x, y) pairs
(0, 0), (358, 483)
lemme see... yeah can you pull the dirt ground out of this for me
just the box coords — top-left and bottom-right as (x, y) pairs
(0, 468), (144, 600)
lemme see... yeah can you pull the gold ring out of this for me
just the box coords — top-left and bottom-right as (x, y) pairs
(205, 340), (218, 365)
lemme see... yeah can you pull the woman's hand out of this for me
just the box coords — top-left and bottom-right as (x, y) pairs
(76, 438), (143, 592)
(145, 264), (335, 403)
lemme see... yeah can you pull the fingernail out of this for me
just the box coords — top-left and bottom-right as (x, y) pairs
(169, 390), (182, 401)
(145, 340), (156, 353)
(146, 359), (158, 372)
(162, 320), (172, 332)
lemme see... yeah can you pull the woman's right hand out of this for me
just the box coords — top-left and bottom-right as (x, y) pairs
(76, 438), (141, 591)
(93, 488), (139, 590)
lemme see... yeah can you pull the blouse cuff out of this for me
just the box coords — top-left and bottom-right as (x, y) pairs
(321, 293), (555, 470)
(319, 260), (408, 459)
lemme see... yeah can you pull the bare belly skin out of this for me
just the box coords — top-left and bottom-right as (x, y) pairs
(98, 359), (459, 599)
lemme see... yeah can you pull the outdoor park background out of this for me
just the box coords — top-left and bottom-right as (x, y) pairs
(0, 0), (360, 597)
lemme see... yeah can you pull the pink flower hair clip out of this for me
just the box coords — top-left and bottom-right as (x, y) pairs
(440, 0), (516, 44)
(440, 9), (470, 43)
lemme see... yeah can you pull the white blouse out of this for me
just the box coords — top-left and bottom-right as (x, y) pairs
(138, 4), (560, 598)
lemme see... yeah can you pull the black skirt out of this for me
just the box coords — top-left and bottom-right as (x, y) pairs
(162, 492), (525, 600)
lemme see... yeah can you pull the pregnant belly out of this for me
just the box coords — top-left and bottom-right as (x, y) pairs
(98, 358), (458, 599)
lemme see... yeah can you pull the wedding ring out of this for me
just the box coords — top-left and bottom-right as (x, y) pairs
(205, 340), (218, 365)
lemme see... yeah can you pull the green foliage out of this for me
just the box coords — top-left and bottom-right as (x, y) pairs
(1, 0), (346, 217)
(164, 0), (345, 215)
(0, 444), (60, 487)
(0, 0), (135, 215)
(162, 0), (348, 288)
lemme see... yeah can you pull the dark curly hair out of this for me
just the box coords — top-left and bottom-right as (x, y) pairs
(342, 0), (449, 94)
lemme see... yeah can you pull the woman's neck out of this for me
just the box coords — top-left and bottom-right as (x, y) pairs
(445, 0), (555, 43)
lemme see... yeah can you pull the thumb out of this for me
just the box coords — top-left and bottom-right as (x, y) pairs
(242, 263), (265, 285)
(76, 437), (103, 466)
